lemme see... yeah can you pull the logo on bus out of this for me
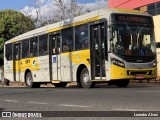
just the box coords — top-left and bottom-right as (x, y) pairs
(32, 60), (37, 68)
(53, 57), (56, 63)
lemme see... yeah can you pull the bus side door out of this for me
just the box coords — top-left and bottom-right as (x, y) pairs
(90, 23), (106, 80)
(13, 43), (21, 81)
(49, 34), (61, 81)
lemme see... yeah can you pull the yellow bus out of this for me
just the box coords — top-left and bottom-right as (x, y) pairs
(4, 8), (157, 88)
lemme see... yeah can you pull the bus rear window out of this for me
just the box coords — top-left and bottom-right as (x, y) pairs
(5, 44), (12, 61)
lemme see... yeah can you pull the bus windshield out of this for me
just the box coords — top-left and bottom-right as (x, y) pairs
(110, 24), (156, 57)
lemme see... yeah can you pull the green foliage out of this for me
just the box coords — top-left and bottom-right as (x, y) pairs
(0, 10), (35, 65)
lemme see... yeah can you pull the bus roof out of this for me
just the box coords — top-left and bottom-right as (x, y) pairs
(5, 7), (150, 44)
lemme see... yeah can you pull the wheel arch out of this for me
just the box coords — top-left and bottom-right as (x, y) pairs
(76, 64), (89, 83)
(24, 69), (32, 83)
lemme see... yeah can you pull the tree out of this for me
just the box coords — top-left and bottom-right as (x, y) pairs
(22, 0), (90, 27)
(0, 10), (35, 65)
(54, 0), (90, 21)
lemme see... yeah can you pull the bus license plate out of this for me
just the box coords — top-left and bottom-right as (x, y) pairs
(135, 75), (144, 79)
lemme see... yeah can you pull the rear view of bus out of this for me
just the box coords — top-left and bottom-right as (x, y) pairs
(107, 10), (157, 87)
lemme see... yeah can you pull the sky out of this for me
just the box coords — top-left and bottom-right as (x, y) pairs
(0, 0), (108, 20)
(0, 0), (33, 10)
(0, 0), (107, 10)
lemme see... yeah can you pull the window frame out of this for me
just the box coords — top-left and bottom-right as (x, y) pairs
(75, 23), (89, 51)
(61, 27), (74, 53)
(30, 36), (39, 57)
(5, 43), (13, 61)
(39, 34), (49, 56)
(22, 39), (30, 59)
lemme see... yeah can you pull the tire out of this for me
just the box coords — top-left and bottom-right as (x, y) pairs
(53, 82), (67, 88)
(25, 72), (40, 88)
(4, 79), (10, 86)
(115, 79), (130, 87)
(80, 68), (95, 88)
(77, 82), (82, 88)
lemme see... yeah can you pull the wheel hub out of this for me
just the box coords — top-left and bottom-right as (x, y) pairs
(27, 77), (31, 86)
(83, 73), (90, 85)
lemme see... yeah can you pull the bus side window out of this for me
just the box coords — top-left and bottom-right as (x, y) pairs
(75, 24), (88, 50)
(22, 39), (29, 58)
(5, 44), (12, 61)
(62, 28), (73, 52)
(39, 34), (48, 56)
(30, 37), (38, 57)
(63, 43), (69, 52)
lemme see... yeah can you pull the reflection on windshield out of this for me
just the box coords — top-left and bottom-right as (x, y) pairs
(110, 25), (156, 56)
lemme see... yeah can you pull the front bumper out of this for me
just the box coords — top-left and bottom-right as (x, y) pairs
(110, 65), (157, 80)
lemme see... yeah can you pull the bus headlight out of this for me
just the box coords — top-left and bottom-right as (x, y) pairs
(153, 61), (157, 68)
(111, 58), (125, 68)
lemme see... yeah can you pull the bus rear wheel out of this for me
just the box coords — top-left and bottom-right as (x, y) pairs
(26, 72), (40, 88)
(80, 68), (95, 88)
(53, 82), (67, 88)
(4, 79), (10, 86)
(115, 79), (130, 87)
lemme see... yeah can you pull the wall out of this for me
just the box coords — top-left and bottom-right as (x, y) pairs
(108, 0), (160, 9)
(154, 15), (160, 46)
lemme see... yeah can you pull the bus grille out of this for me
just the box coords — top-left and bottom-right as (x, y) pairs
(124, 56), (154, 63)
(127, 70), (152, 75)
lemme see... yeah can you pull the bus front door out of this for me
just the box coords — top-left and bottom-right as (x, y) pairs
(13, 43), (21, 81)
(49, 34), (61, 81)
(91, 23), (106, 80)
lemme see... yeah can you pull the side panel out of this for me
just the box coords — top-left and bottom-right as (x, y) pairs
(35, 56), (50, 82)
(61, 49), (90, 82)
(4, 60), (13, 81)
(61, 52), (73, 82)
(156, 51), (160, 78)
(4, 43), (14, 82)
(20, 57), (50, 82)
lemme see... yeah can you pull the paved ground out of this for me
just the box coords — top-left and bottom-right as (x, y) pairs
(0, 81), (160, 120)
(0, 79), (160, 87)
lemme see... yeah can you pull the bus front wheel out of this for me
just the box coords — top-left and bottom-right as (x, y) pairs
(115, 79), (130, 87)
(80, 68), (95, 88)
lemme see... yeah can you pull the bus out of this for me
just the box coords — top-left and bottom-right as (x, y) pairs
(4, 8), (157, 88)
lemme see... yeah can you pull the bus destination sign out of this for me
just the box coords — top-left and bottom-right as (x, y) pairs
(114, 14), (152, 24)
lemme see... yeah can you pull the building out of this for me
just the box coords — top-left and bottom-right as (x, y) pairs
(108, 0), (160, 14)
(108, 0), (160, 78)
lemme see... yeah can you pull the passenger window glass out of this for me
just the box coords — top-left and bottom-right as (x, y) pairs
(30, 37), (38, 57)
(62, 28), (73, 52)
(22, 39), (29, 58)
(75, 24), (88, 50)
(39, 35), (48, 56)
(5, 44), (12, 61)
